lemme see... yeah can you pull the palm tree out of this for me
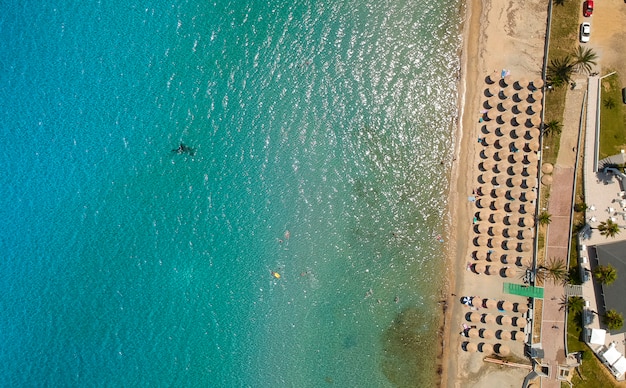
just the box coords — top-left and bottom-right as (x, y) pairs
(536, 257), (568, 284)
(541, 120), (563, 137)
(537, 211), (552, 226)
(571, 45), (598, 74)
(593, 264), (617, 285)
(598, 218), (620, 238)
(547, 56), (574, 87)
(603, 309), (624, 331)
(604, 97), (616, 110)
(559, 295), (585, 313)
(554, 0), (566, 5)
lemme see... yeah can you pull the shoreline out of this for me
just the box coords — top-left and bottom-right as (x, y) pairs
(439, 0), (482, 386)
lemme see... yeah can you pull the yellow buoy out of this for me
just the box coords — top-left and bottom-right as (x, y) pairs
(271, 271), (281, 279)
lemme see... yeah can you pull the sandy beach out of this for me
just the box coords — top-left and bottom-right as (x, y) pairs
(441, 1), (548, 386)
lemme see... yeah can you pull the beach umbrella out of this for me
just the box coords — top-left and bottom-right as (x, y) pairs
(541, 175), (553, 186)
(486, 299), (498, 309)
(499, 111), (514, 123)
(484, 109), (498, 121)
(484, 314), (496, 324)
(502, 301), (514, 312)
(469, 312), (482, 323)
(525, 163), (539, 175)
(502, 74), (512, 87)
(507, 128), (520, 139)
(519, 257), (533, 267)
(474, 236), (489, 247)
(529, 115), (542, 128)
(509, 176), (524, 187)
(530, 78), (544, 90)
(483, 132), (498, 145)
(531, 90), (544, 101)
(495, 344), (511, 356)
(507, 153), (521, 164)
(473, 247), (491, 260)
(509, 164), (524, 175)
(523, 202), (536, 214)
(514, 317), (528, 328)
(526, 139), (541, 152)
(483, 98), (496, 110)
(505, 267), (517, 278)
(480, 159), (496, 171)
(510, 115), (523, 127)
(485, 86), (497, 97)
(474, 223), (489, 234)
(483, 119), (500, 132)
(515, 77), (528, 90)
(487, 71), (501, 85)
(514, 90), (529, 102)
(497, 330), (512, 341)
(514, 331), (525, 342)
(481, 148), (496, 159)
(493, 197), (508, 209)
(508, 187), (522, 199)
(480, 328), (495, 339)
(500, 99), (515, 111)
(467, 328), (480, 338)
(486, 264), (502, 275)
(516, 304), (529, 314)
(524, 177), (538, 189)
(519, 228), (534, 240)
(523, 191), (537, 202)
(499, 315), (513, 326)
(490, 225), (504, 236)
(464, 341), (478, 353)
(473, 262), (487, 275)
(541, 163), (554, 174)
(490, 212), (505, 224)
(479, 342), (494, 354)
(519, 242), (533, 252)
(493, 186), (507, 198)
(530, 101), (542, 114)
(526, 127), (541, 139)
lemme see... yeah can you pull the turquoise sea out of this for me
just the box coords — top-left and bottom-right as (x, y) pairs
(1, 0), (462, 386)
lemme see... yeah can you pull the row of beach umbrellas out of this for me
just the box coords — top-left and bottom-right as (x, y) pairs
(474, 212), (535, 226)
(473, 224), (534, 240)
(465, 312), (528, 328)
(469, 297), (530, 313)
(471, 252), (532, 267)
(462, 341), (518, 354)
(486, 72), (544, 91)
(465, 328), (525, 342)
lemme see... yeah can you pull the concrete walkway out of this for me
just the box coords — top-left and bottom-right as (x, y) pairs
(539, 76), (587, 387)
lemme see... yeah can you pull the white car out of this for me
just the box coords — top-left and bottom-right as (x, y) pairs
(580, 22), (591, 43)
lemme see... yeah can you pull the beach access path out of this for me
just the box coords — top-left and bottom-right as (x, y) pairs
(538, 76), (586, 387)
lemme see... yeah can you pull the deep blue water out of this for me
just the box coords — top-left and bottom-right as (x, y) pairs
(0, 0), (462, 386)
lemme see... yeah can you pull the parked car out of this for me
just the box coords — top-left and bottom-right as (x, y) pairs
(583, 0), (594, 17)
(622, 88), (626, 104)
(580, 22), (591, 43)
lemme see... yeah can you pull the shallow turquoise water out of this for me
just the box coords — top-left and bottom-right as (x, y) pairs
(0, 0), (462, 386)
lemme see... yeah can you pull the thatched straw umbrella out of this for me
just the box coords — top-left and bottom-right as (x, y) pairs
(464, 341), (478, 352)
(541, 174), (553, 186)
(502, 301), (514, 311)
(480, 159), (496, 171)
(519, 228), (534, 240)
(499, 111), (514, 124)
(519, 257), (533, 267)
(511, 115), (523, 127)
(508, 187), (523, 199)
(493, 197), (508, 209)
(531, 90), (544, 101)
(495, 344), (511, 356)
(480, 342), (494, 354)
(529, 115), (542, 128)
(526, 139), (541, 152)
(502, 74), (513, 87)
(524, 176), (538, 189)
(474, 223), (489, 234)
(484, 314), (496, 324)
(530, 78), (544, 90)
(509, 175), (524, 187)
(507, 153), (522, 164)
(515, 77), (529, 90)
(492, 187), (507, 198)
(484, 109), (498, 121)
(497, 330), (512, 341)
(514, 331), (525, 342)
(505, 267), (517, 278)
(514, 317), (528, 328)
(509, 163), (524, 175)
(499, 315), (513, 326)
(519, 242), (533, 252)
(469, 312), (482, 323)
(490, 224), (504, 237)
(487, 71), (501, 85)
(481, 148), (496, 159)
(523, 202), (536, 214)
(530, 101), (543, 114)
(490, 212), (505, 224)
(516, 304), (529, 314)
(468, 328), (480, 338)
(473, 262), (487, 274)
(485, 86), (498, 97)
(480, 328), (495, 339)
(483, 132), (498, 144)
(474, 235), (490, 246)
(523, 191), (537, 202)
(486, 299), (498, 309)
(526, 126), (541, 139)
(542, 163), (554, 174)
(499, 99), (515, 111)
(514, 89), (529, 102)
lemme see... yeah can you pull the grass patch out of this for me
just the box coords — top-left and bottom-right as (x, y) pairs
(598, 72), (626, 159)
(542, 2), (580, 165)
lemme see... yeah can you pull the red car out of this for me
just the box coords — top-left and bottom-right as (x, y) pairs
(583, 0), (594, 17)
